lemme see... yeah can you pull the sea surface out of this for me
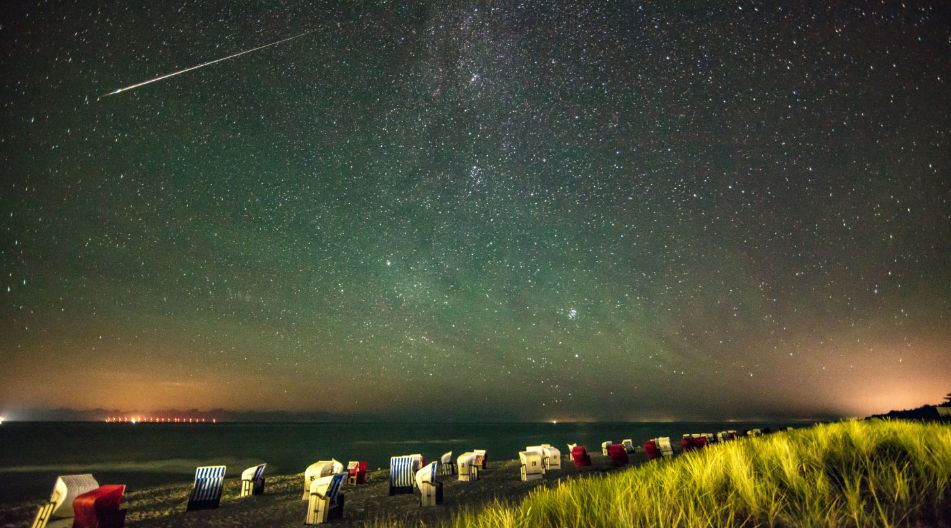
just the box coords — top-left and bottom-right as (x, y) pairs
(0, 421), (795, 503)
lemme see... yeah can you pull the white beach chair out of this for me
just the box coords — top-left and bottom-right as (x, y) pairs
(541, 444), (562, 470)
(747, 428), (763, 437)
(186, 465), (226, 511)
(302, 460), (342, 500)
(389, 455), (420, 495)
(621, 438), (636, 453)
(601, 441), (613, 455)
(567, 442), (577, 455)
(519, 450), (545, 481)
(440, 451), (456, 475)
(457, 452), (479, 482)
(415, 461), (443, 506)
(240, 463), (266, 497)
(30, 474), (99, 528)
(655, 437), (674, 457)
(304, 473), (346, 525)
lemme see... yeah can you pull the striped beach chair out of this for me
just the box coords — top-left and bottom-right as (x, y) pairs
(302, 460), (343, 500)
(439, 451), (456, 475)
(389, 455), (420, 495)
(31, 474), (100, 528)
(416, 461), (443, 506)
(519, 450), (545, 481)
(457, 452), (480, 482)
(304, 473), (346, 525)
(186, 465), (226, 511)
(240, 463), (266, 497)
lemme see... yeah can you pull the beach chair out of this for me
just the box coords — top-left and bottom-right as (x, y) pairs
(439, 451), (456, 475)
(457, 452), (480, 481)
(621, 438), (636, 453)
(606, 444), (629, 467)
(186, 465), (226, 511)
(473, 449), (487, 469)
(72, 484), (126, 528)
(240, 464), (266, 497)
(347, 461), (368, 485)
(566, 442), (577, 455)
(389, 455), (421, 495)
(30, 474), (100, 528)
(716, 430), (736, 442)
(304, 473), (346, 525)
(541, 444), (561, 470)
(601, 441), (613, 455)
(656, 437), (674, 457)
(519, 450), (545, 481)
(571, 445), (592, 468)
(680, 434), (696, 452)
(302, 460), (343, 499)
(415, 461), (443, 506)
(643, 439), (661, 460)
(747, 428), (763, 437)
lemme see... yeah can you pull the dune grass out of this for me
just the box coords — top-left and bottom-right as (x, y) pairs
(433, 420), (950, 527)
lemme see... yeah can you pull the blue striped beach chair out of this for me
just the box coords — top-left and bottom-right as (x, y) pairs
(388, 455), (420, 495)
(416, 461), (443, 506)
(304, 472), (346, 524)
(240, 463), (266, 497)
(186, 465), (226, 511)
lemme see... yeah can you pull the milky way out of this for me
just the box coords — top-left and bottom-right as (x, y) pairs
(1, 2), (949, 421)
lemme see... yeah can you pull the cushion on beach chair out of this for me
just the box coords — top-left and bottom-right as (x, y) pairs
(303, 460), (341, 500)
(389, 455), (421, 495)
(519, 450), (545, 481)
(439, 451), (456, 475)
(457, 452), (480, 482)
(415, 461), (443, 507)
(606, 444), (629, 466)
(601, 441), (613, 456)
(186, 465), (226, 511)
(73, 484), (126, 528)
(643, 439), (661, 460)
(571, 445), (592, 468)
(304, 473), (346, 525)
(347, 461), (368, 485)
(30, 473), (100, 528)
(240, 464), (266, 497)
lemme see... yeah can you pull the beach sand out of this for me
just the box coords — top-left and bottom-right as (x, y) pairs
(2, 451), (641, 527)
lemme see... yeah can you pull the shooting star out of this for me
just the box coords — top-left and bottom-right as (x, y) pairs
(99, 30), (314, 99)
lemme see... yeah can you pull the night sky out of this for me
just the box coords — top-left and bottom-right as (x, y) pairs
(1, 2), (949, 421)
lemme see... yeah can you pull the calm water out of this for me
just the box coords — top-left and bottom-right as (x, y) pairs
(0, 421), (792, 503)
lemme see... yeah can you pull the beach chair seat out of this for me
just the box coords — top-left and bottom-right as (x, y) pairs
(304, 473), (346, 525)
(643, 439), (661, 460)
(457, 452), (480, 482)
(439, 451), (456, 475)
(72, 485), (126, 528)
(240, 464), (266, 497)
(31, 474), (100, 528)
(186, 465), (226, 511)
(347, 461), (368, 485)
(570, 445), (592, 468)
(303, 460), (343, 500)
(415, 461), (443, 507)
(541, 444), (561, 470)
(621, 438), (636, 453)
(606, 444), (629, 466)
(389, 455), (421, 495)
(601, 441), (613, 456)
(519, 450), (545, 481)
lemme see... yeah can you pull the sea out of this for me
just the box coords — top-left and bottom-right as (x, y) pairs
(0, 420), (796, 503)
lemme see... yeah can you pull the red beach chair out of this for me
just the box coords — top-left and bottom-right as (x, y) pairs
(643, 440), (661, 460)
(571, 445), (592, 468)
(680, 435), (695, 452)
(606, 444), (629, 467)
(72, 485), (126, 528)
(347, 461), (368, 485)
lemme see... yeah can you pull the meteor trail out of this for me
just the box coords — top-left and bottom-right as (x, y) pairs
(99, 30), (314, 99)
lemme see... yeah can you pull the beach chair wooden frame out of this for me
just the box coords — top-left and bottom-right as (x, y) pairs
(519, 450), (545, 481)
(186, 465), (226, 511)
(389, 455), (420, 495)
(31, 473), (100, 527)
(240, 464), (266, 497)
(304, 473), (346, 525)
(416, 461), (443, 507)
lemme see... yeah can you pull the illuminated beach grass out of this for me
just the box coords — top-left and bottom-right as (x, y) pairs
(429, 420), (950, 527)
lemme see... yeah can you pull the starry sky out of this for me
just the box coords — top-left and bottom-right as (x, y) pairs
(1, 2), (949, 421)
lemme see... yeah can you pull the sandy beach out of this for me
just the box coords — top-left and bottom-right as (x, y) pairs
(2, 451), (636, 527)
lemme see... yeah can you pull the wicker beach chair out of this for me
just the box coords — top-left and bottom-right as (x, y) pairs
(473, 449), (487, 469)
(30, 474), (100, 528)
(302, 460), (344, 500)
(72, 485), (126, 528)
(601, 441), (613, 456)
(304, 473), (346, 525)
(540, 444), (561, 470)
(186, 465), (226, 511)
(347, 461), (368, 485)
(416, 461), (443, 506)
(240, 464), (266, 497)
(519, 450), (545, 481)
(389, 455), (421, 495)
(457, 452), (480, 482)
(606, 443), (629, 466)
(656, 437), (674, 457)
(439, 451), (456, 475)
(571, 445), (592, 468)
